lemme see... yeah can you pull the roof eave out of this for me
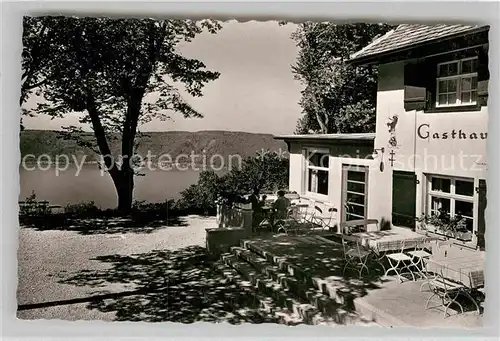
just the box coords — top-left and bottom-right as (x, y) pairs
(347, 25), (490, 67)
(273, 135), (376, 142)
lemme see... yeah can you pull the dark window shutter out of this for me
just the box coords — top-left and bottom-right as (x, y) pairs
(477, 45), (489, 107)
(477, 179), (486, 251)
(392, 171), (417, 229)
(404, 61), (435, 111)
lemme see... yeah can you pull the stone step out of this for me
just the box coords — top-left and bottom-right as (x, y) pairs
(240, 239), (357, 308)
(213, 260), (303, 326)
(232, 246), (312, 299)
(353, 296), (409, 328)
(221, 253), (323, 325)
(231, 246), (365, 325)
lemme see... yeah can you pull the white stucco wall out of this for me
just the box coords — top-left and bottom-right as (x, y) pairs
(284, 59), (488, 233)
(285, 143), (386, 229)
(374, 61), (488, 225)
(375, 62), (488, 179)
(288, 150), (304, 194)
(286, 141), (378, 226)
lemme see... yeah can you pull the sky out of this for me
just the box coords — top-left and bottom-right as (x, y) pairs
(23, 20), (304, 136)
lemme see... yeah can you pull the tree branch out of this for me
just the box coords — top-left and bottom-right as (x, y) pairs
(85, 88), (119, 179)
(125, 20), (167, 156)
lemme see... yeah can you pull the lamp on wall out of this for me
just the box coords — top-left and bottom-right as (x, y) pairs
(371, 147), (385, 172)
(371, 147), (385, 160)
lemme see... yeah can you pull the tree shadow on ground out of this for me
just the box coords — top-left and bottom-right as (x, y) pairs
(245, 234), (391, 311)
(245, 233), (485, 320)
(54, 246), (281, 323)
(18, 211), (194, 235)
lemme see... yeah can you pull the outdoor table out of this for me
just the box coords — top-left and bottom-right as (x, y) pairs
(352, 228), (431, 254)
(425, 247), (484, 289)
(351, 227), (436, 276)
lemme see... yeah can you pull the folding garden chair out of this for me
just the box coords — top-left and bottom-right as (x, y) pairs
(284, 192), (301, 205)
(407, 237), (434, 280)
(311, 203), (338, 232)
(279, 200), (315, 233)
(420, 239), (454, 291)
(341, 234), (372, 279)
(419, 258), (437, 293)
(298, 200), (316, 225)
(340, 219), (379, 234)
(274, 206), (302, 235)
(384, 240), (416, 282)
(459, 285), (482, 315)
(425, 268), (465, 318)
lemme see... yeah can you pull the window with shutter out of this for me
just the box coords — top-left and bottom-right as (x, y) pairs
(436, 57), (478, 107)
(477, 179), (486, 251)
(477, 46), (489, 107)
(404, 59), (437, 111)
(403, 46), (489, 113)
(404, 62), (431, 111)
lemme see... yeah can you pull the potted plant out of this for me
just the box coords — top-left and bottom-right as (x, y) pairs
(416, 210), (474, 241)
(416, 212), (444, 234)
(415, 214), (429, 234)
(454, 217), (473, 241)
(416, 209), (452, 237)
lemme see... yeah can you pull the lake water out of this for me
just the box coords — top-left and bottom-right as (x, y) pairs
(19, 164), (205, 209)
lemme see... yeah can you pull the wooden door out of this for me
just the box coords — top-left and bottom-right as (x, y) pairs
(392, 171), (417, 229)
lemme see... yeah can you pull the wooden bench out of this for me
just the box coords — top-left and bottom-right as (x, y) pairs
(340, 219), (379, 234)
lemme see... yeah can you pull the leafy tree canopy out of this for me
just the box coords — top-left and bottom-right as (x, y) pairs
(22, 16), (222, 213)
(220, 150), (289, 196)
(284, 22), (394, 134)
(177, 150), (289, 215)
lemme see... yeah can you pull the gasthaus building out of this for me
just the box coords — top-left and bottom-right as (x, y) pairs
(275, 24), (489, 250)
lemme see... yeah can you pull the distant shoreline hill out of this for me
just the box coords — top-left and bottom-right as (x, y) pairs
(20, 130), (289, 165)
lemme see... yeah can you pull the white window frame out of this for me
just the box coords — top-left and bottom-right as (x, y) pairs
(304, 147), (330, 199)
(436, 56), (478, 108)
(343, 165), (369, 221)
(425, 174), (476, 234)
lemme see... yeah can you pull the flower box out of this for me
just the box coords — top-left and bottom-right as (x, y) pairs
(418, 223), (474, 242)
(455, 231), (473, 242)
(416, 211), (474, 241)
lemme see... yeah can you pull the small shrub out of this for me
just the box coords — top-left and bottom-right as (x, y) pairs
(176, 171), (221, 216)
(131, 200), (176, 219)
(380, 217), (392, 231)
(64, 201), (100, 218)
(19, 191), (48, 216)
(177, 150), (290, 216)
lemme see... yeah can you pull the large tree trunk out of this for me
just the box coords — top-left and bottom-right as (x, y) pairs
(84, 29), (154, 216)
(115, 92), (141, 215)
(115, 169), (134, 215)
(86, 90), (137, 216)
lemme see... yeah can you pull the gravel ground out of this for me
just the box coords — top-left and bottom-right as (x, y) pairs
(17, 215), (215, 321)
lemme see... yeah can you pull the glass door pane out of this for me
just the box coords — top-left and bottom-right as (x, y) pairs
(343, 166), (367, 221)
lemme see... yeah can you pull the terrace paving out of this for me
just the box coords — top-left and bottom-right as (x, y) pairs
(224, 233), (483, 328)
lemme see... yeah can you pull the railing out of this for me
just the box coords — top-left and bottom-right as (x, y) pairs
(18, 200), (62, 216)
(216, 203), (252, 228)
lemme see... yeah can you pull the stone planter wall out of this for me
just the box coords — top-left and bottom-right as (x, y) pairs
(209, 205), (254, 257)
(206, 227), (248, 258)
